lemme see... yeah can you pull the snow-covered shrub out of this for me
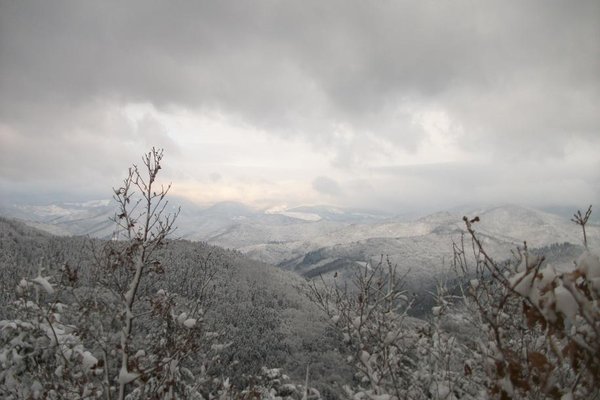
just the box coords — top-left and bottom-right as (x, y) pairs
(231, 366), (321, 400)
(305, 257), (475, 399)
(0, 149), (228, 399)
(411, 282), (486, 400)
(0, 268), (103, 399)
(456, 206), (600, 399)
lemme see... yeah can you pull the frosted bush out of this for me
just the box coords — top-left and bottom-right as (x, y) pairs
(457, 206), (600, 399)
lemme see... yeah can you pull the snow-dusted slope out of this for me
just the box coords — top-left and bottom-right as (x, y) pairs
(1, 201), (596, 282)
(0, 201), (117, 238)
(475, 205), (593, 247)
(237, 205), (598, 283)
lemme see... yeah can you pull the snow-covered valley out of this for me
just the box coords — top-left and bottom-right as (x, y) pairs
(2, 200), (597, 285)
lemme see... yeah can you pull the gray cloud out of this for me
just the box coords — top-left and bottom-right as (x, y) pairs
(1, 1), (598, 208)
(341, 159), (600, 213)
(3, 2), (598, 138)
(312, 176), (343, 197)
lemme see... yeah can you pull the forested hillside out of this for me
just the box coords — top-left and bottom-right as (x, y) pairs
(0, 216), (355, 398)
(1, 150), (598, 399)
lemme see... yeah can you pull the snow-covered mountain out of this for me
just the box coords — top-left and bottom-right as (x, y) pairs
(1, 200), (596, 284)
(0, 199), (390, 242)
(0, 200), (116, 237)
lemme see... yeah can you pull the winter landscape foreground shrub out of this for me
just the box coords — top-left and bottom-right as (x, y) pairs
(0, 150), (320, 399)
(455, 209), (599, 399)
(0, 149), (598, 399)
(306, 207), (598, 400)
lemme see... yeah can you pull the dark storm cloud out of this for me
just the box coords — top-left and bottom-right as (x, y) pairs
(2, 1), (598, 139)
(0, 0), (599, 206)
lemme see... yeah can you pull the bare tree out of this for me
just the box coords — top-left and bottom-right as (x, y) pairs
(0, 148), (299, 399)
(571, 205), (592, 249)
(105, 148), (179, 399)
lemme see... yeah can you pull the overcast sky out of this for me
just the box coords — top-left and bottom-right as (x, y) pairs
(1, 1), (599, 212)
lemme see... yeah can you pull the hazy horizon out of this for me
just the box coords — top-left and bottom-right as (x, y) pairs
(1, 1), (599, 213)
(1, 192), (594, 224)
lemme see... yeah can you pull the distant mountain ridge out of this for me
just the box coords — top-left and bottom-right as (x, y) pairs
(1, 200), (597, 283)
(0, 199), (393, 240)
(0, 201), (116, 237)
